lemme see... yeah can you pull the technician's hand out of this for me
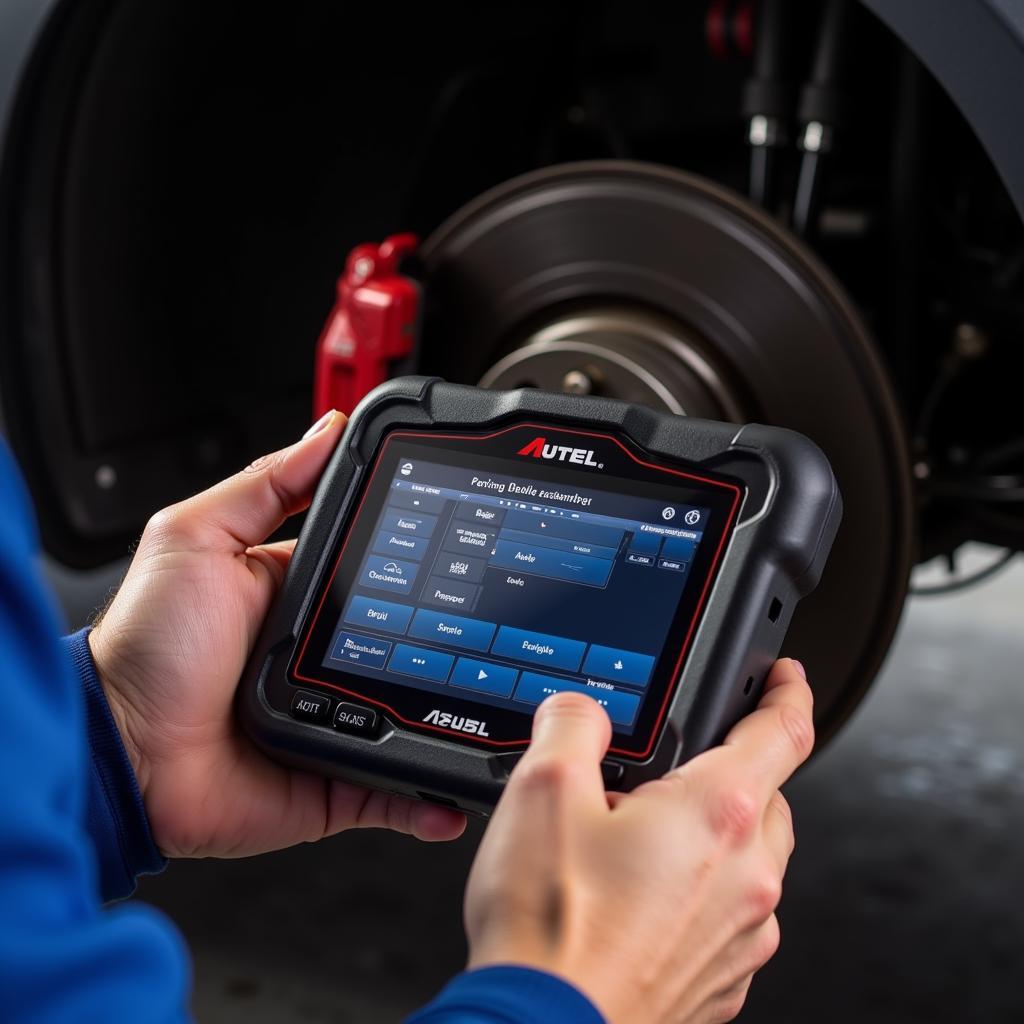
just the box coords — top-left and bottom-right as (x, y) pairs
(89, 410), (466, 858)
(465, 658), (812, 1024)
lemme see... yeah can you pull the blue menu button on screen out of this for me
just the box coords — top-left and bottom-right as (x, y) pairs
(661, 535), (697, 562)
(514, 672), (641, 727)
(450, 658), (519, 698)
(372, 529), (429, 561)
(329, 631), (392, 669)
(408, 609), (497, 652)
(381, 508), (438, 538)
(627, 530), (662, 556)
(360, 554), (419, 595)
(343, 595), (414, 634)
(582, 644), (656, 687)
(388, 644), (454, 683)
(491, 626), (586, 672)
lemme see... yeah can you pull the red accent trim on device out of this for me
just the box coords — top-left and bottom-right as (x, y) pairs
(293, 423), (743, 760)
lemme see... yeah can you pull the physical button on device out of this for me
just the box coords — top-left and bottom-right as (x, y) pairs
(450, 657), (519, 698)
(291, 690), (330, 722)
(333, 701), (379, 737)
(491, 626), (586, 672)
(388, 643), (455, 682)
(408, 609), (497, 652)
(514, 672), (641, 726)
(582, 644), (656, 687)
(343, 595), (414, 634)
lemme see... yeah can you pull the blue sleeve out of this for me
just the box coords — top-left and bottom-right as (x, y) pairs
(405, 966), (605, 1024)
(0, 441), (191, 1022)
(60, 628), (167, 901)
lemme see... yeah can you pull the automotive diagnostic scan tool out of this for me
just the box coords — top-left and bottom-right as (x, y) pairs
(240, 377), (841, 815)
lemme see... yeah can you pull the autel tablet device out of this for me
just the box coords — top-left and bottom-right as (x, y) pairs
(240, 377), (841, 815)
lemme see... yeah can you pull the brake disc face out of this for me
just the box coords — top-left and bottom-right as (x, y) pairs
(421, 161), (914, 746)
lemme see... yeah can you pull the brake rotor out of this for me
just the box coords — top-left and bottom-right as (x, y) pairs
(420, 160), (914, 748)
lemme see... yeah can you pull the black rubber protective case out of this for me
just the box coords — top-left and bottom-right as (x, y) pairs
(239, 377), (842, 816)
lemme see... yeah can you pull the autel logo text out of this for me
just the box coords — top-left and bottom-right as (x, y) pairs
(516, 436), (604, 469)
(423, 709), (491, 736)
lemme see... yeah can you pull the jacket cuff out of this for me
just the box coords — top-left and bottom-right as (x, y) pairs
(62, 628), (167, 901)
(405, 965), (605, 1023)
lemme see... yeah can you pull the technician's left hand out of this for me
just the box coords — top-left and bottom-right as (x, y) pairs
(89, 410), (466, 858)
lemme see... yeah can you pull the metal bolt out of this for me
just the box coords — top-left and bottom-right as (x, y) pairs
(352, 256), (374, 282)
(561, 369), (594, 395)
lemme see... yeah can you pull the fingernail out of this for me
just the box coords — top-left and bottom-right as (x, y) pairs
(302, 409), (336, 440)
(791, 659), (807, 680)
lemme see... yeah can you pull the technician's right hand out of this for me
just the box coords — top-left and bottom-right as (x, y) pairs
(465, 657), (813, 1024)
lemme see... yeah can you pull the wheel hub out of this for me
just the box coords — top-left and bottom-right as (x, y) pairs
(479, 305), (747, 421)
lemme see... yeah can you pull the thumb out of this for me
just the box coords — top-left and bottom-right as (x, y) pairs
(505, 691), (612, 818)
(167, 410), (347, 551)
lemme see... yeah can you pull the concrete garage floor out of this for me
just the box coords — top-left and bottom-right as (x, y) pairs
(58, 549), (1024, 1022)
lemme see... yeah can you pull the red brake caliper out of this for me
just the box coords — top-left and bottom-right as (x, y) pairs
(313, 233), (421, 418)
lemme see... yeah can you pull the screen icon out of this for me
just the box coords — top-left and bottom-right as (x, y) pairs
(684, 509), (701, 525)
(661, 506), (676, 521)
(400, 462), (413, 476)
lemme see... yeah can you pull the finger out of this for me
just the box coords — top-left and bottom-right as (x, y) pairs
(251, 538), (297, 572)
(242, 539), (298, 593)
(717, 659), (815, 799)
(165, 410), (346, 551)
(328, 782), (467, 842)
(505, 691), (613, 819)
(257, 538), (298, 558)
(762, 791), (796, 874)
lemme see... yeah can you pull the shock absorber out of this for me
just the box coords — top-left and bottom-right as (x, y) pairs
(741, 0), (794, 210)
(793, 0), (851, 237)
